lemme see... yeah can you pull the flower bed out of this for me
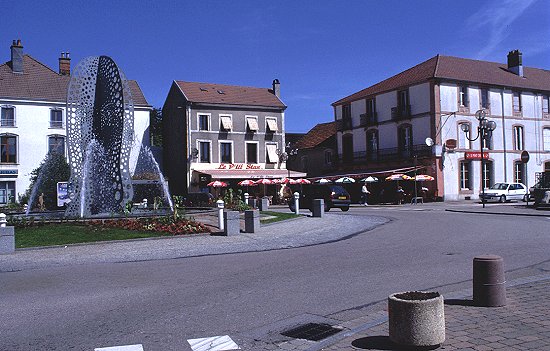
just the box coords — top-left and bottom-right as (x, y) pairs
(87, 216), (210, 235)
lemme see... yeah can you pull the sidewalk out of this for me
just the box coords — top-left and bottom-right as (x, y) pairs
(238, 274), (550, 350)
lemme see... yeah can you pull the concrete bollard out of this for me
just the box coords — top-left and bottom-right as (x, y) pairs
(0, 213), (15, 254)
(312, 199), (324, 217)
(473, 255), (506, 307)
(216, 200), (225, 231)
(259, 197), (269, 211)
(244, 209), (260, 233)
(223, 210), (240, 236)
(293, 192), (300, 215)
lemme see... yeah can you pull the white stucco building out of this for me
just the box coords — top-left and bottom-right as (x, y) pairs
(0, 40), (151, 205)
(332, 51), (550, 202)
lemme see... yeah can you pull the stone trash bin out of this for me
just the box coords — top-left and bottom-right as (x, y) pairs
(388, 291), (445, 348)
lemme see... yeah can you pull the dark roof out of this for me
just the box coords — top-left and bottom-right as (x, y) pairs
(175, 80), (286, 108)
(294, 121), (338, 149)
(333, 54), (550, 105)
(0, 54), (149, 107)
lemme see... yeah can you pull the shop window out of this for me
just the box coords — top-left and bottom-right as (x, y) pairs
(0, 181), (15, 204)
(459, 160), (472, 190)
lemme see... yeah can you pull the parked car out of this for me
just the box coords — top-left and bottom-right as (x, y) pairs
(288, 184), (351, 212)
(479, 182), (528, 203)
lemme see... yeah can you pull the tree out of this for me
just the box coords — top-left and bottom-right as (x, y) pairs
(150, 107), (163, 147)
(21, 152), (71, 210)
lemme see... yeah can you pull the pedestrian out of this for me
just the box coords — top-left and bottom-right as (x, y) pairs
(396, 186), (405, 205)
(361, 182), (370, 206)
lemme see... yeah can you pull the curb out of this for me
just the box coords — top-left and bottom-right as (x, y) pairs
(445, 208), (550, 217)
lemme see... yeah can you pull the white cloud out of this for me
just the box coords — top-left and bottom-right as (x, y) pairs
(465, 0), (537, 59)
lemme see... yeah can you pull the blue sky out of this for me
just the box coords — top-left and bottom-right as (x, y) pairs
(2, 0), (549, 133)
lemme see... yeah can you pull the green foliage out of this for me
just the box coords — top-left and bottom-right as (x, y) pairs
(21, 152), (71, 210)
(150, 108), (163, 147)
(223, 188), (250, 211)
(172, 195), (186, 220)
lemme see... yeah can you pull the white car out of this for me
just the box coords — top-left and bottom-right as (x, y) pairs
(479, 182), (528, 203)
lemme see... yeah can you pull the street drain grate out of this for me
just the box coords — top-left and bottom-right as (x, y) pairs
(281, 323), (342, 341)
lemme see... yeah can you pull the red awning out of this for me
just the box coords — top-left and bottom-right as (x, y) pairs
(309, 166), (425, 181)
(197, 169), (307, 179)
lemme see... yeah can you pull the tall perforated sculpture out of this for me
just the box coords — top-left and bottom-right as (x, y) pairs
(65, 56), (134, 217)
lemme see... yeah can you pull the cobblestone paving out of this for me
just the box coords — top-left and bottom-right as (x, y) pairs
(239, 278), (550, 350)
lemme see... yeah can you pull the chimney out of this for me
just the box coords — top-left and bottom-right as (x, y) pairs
(272, 79), (280, 98)
(59, 51), (71, 75)
(10, 39), (23, 73)
(507, 50), (523, 77)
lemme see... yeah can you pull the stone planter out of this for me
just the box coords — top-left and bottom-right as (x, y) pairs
(388, 291), (445, 348)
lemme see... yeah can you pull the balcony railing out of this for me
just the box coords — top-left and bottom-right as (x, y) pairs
(338, 117), (353, 131)
(340, 144), (432, 164)
(360, 112), (378, 126)
(391, 105), (412, 120)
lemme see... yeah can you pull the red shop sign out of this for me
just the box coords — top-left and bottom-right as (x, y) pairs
(464, 152), (489, 160)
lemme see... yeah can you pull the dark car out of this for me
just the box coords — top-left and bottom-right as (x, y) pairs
(288, 184), (351, 212)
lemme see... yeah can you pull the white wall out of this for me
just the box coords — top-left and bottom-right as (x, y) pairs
(440, 84), (457, 112)
(410, 83), (430, 115)
(376, 91), (394, 123)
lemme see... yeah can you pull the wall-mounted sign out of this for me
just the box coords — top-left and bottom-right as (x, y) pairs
(445, 139), (457, 149)
(0, 169), (18, 175)
(216, 163), (264, 170)
(464, 152), (489, 160)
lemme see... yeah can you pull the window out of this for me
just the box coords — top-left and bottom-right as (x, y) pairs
(220, 142), (232, 163)
(366, 129), (379, 161)
(324, 150), (333, 165)
(246, 142), (258, 163)
(545, 161), (550, 172)
(0, 134), (17, 163)
(543, 96), (549, 114)
(266, 118), (278, 133)
(458, 122), (471, 149)
(266, 143), (278, 163)
(513, 126), (524, 150)
(342, 104), (351, 119)
(398, 90), (410, 115)
(366, 98), (376, 119)
(0, 181), (15, 204)
(48, 135), (65, 154)
(513, 92), (522, 112)
(482, 160), (493, 189)
(544, 128), (550, 151)
(219, 115), (232, 131)
(398, 124), (413, 157)
(342, 134), (354, 163)
(50, 109), (63, 128)
(481, 89), (489, 109)
(246, 116), (259, 132)
(514, 161), (526, 184)
(198, 141), (210, 163)
(1, 106), (15, 127)
(459, 86), (469, 107)
(459, 161), (472, 190)
(198, 114), (209, 131)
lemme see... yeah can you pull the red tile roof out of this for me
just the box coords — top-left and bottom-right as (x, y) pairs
(333, 54), (550, 105)
(294, 121), (338, 149)
(0, 54), (149, 107)
(175, 80), (286, 108)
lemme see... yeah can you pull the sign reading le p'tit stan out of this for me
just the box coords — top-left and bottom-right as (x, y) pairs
(464, 152), (490, 160)
(216, 163), (263, 170)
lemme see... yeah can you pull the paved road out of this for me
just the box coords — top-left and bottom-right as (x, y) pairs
(1, 204), (550, 350)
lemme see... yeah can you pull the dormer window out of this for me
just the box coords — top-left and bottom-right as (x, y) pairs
(246, 116), (259, 132)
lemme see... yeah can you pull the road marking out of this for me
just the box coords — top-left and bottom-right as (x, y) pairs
(94, 345), (144, 351)
(187, 335), (240, 351)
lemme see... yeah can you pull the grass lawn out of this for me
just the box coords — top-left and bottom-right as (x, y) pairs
(15, 224), (169, 248)
(260, 211), (300, 224)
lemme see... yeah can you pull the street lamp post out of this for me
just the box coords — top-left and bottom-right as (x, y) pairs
(278, 142), (298, 178)
(461, 109), (497, 208)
